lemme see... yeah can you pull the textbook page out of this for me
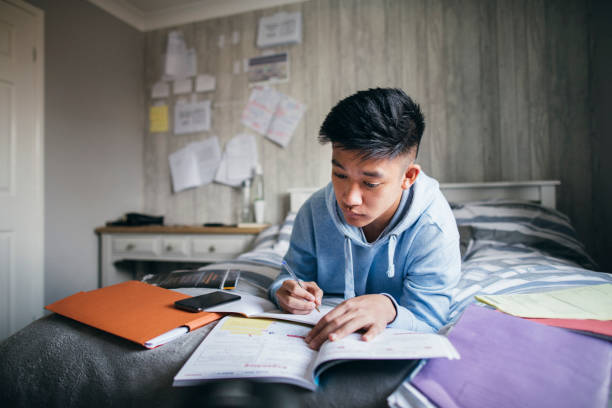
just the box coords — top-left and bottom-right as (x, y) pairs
(313, 330), (460, 378)
(173, 316), (460, 391)
(173, 316), (319, 390)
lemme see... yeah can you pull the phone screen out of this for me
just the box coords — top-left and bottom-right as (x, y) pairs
(174, 291), (241, 312)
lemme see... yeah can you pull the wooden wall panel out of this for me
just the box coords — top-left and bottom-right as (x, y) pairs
(143, 0), (597, 263)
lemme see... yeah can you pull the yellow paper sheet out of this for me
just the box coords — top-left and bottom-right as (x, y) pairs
(149, 105), (169, 132)
(220, 317), (273, 335)
(475, 284), (612, 320)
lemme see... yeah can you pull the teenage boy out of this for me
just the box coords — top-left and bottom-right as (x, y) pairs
(268, 88), (461, 350)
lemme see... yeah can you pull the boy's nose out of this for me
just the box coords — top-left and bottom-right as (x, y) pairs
(343, 183), (363, 207)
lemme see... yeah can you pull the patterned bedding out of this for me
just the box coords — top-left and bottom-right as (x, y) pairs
(153, 200), (612, 324)
(3, 200), (610, 408)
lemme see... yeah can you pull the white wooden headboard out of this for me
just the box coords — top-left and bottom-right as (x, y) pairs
(288, 180), (560, 213)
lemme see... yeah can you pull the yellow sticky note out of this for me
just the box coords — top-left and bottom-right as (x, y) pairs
(149, 105), (168, 132)
(220, 317), (273, 335)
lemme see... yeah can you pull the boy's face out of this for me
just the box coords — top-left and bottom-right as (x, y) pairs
(331, 146), (420, 237)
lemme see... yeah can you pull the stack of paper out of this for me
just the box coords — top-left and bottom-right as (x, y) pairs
(475, 284), (612, 338)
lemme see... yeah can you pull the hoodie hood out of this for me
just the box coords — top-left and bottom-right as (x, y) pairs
(325, 172), (440, 299)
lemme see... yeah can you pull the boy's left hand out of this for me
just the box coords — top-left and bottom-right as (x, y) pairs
(304, 294), (396, 350)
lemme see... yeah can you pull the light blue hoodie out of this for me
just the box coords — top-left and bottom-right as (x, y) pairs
(268, 171), (461, 332)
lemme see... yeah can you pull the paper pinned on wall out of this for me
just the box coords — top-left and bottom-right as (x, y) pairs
(174, 99), (211, 135)
(151, 81), (170, 99)
(191, 136), (222, 185)
(266, 96), (306, 147)
(241, 86), (306, 147)
(195, 74), (216, 93)
(164, 31), (197, 79)
(173, 78), (192, 95)
(168, 137), (222, 193)
(169, 145), (200, 193)
(256, 11), (302, 48)
(214, 134), (258, 187)
(247, 52), (289, 85)
(149, 105), (169, 133)
(241, 86), (282, 135)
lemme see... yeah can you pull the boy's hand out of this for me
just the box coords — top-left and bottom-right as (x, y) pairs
(276, 280), (323, 314)
(304, 294), (396, 350)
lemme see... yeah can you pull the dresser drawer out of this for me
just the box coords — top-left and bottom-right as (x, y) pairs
(112, 236), (160, 256)
(161, 237), (189, 256)
(192, 235), (253, 257)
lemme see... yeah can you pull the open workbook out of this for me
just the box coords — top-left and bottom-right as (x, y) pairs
(173, 316), (460, 391)
(202, 290), (342, 326)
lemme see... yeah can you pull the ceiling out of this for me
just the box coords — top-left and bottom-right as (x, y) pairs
(88, 0), (307, 31)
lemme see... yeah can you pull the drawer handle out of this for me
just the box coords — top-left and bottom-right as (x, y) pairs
(165, 245), (173, 252)
(125, 243), (135, 251)
(208, 245), (216, 253)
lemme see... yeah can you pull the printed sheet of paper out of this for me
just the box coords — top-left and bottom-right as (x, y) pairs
(241, 86), (281, 135)
(247, 53), (289, 85)
(190, 136), (221, 185)
(195, 74), (216, 92)
(151, 81), (170, 99)
(173, 78), (192, 95)
(168, 137), (221, 192)
(266, 95), (305, 147)
(241, 86), (306, 147)
(475, 283), (612, 320)
(256, 11), (302, 48)
(169, 146), (200, 192)
(165, 31), (197, 79)
(214, 133), (258, 187)
(174, 99), (211, 134)
(149, 105), (169, 133)
(174, 317), (317, 388)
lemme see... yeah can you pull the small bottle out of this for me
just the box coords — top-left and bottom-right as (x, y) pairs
(252, 164), (265, 224)
(240, 179), (252, 223)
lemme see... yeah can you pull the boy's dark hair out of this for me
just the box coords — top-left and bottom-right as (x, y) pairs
(318, 88), (425, 160)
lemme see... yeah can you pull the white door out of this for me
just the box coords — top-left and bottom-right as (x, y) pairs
(0, 0), (44, 341)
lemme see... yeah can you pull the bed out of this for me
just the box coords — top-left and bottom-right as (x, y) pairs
(1, 180), (610, 408)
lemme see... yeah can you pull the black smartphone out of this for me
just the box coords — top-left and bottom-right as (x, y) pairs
(174, 291), (241, 312)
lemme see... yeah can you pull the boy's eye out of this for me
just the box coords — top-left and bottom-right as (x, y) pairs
(333, 172), (347, 179)
(364, 181), (380, 188)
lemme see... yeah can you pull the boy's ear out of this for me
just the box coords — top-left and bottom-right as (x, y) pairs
(401, 164), (421, 190)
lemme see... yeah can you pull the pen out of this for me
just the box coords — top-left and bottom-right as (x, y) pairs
(282, 260), (320, 312)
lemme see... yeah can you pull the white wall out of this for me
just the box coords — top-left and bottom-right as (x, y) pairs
(27, 0), (145, 303)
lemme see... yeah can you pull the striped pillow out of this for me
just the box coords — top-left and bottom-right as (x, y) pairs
(451, 200), (597, 269)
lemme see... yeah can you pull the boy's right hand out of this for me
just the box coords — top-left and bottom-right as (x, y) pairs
(276, 280), (323, 314)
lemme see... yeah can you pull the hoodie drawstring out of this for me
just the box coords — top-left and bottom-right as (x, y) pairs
(343, 234), (397, 299)
(344, 236), (355, 299)
(387, 234), (397, 278)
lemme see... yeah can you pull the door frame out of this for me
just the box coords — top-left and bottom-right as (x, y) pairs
(1, 0), (44, 338)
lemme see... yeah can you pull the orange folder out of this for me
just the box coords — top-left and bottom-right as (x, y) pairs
(45, 280), (223, 348)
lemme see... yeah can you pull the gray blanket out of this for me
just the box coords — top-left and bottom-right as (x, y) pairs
(0, 314), (416, 407)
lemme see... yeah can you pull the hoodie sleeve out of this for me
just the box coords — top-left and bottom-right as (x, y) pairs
(387, 221), (461, 332)
(268, 203), (318, 306)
